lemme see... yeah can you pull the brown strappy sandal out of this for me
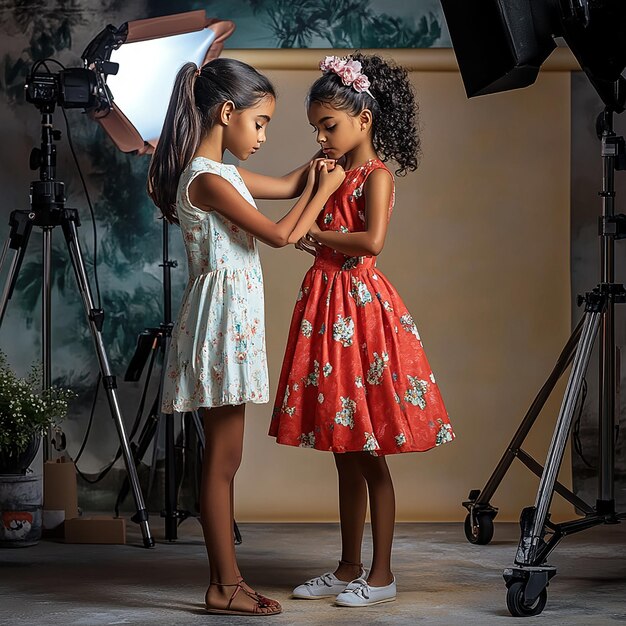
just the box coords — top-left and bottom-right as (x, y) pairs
(205, 582), (282, 616)
(237, 576), (281, 609)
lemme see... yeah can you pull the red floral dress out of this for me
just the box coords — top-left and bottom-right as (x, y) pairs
(269, 159), (454, 455)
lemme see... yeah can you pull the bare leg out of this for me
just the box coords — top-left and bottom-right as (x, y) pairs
(230, 479), (280, 608)
(200, 404), (279, 614)
(356, 453), (395, 587)
(333, 452), (367, 582)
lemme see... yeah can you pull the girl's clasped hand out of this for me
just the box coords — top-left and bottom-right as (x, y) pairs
(295, 158), (339, 257)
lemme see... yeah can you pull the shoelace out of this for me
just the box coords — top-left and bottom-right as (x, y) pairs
(343, 578), (370, 599)
(306, 573), (335, 588)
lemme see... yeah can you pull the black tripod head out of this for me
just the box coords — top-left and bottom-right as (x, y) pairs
(27, 108), (65, 215)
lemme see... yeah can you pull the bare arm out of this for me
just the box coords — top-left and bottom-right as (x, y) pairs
(286, 163), (345, 244)
(237, 151), (324, 199)
(309, 169), (393, 256)
(188, 164), (344, 248)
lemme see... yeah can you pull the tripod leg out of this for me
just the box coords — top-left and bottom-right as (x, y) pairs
(478, 316), (584, 505)
(164, 410), (178, 541)
(464, 316), (586, 546)
(42, 227), (53, 460)
(0, 211), (34, 327)
(515, 308), (602, 566)
(61, 214), (154, 548)
(115, 341), (161, 512)
(153, 332), (179, 541)
(148, 395), (163, 497)
(115, 392), (161, 516)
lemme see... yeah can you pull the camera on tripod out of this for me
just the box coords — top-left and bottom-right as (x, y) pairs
(25, 68), (100, 111)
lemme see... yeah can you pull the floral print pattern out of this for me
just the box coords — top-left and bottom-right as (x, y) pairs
(335, 396), (356, 429)
(269, 159), (454, 455)
(350, 277), (373, 306)
(363, 432), (380, 452)
(436, 422), (454, 446)
(301, 319), (313, 338)
(161, 157), (269, 413)
(299, 432), (316, 447)
(366, 351), (389, 385)
(332, 315), (354, 347)
(305, 360), (320, 387)
(404, 375), (429, 409)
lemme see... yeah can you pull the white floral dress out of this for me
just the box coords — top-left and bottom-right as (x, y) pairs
(161, 157), (269, 413)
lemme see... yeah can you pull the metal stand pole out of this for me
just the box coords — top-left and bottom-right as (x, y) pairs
(121, 219), (211, 542)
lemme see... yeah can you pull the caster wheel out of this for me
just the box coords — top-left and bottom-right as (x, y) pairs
(464, 512), (494, 545)
(506, 581), (547, 617)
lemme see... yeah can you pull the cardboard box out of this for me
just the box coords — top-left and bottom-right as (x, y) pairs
(43, 459), (78, 521)
(64, 516), (126, 544)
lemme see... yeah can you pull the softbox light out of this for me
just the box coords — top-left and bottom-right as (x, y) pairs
(440, 0), (626, 112)
(82, 11), (235, 153)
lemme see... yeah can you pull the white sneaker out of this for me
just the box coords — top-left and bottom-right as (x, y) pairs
(334, 577), (397, 607)
(292, 569), (365, 599)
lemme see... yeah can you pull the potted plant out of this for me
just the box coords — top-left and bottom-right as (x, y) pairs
(0, 350), (75, 474)
(0, 350), (75, 547)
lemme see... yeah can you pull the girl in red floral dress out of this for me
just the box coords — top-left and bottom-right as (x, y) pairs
(269, 53), (455, 607)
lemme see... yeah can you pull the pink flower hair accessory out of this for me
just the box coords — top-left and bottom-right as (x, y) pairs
(319, 55), (374, 99)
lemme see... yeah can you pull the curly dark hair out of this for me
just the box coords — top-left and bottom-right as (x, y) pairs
(307, 52), (420, 176)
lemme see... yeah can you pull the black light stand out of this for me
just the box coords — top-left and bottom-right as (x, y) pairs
(118, 218), (202, 541)
(439, 0), (626, 618)
(497, 108), (626, 617)
(119, 219), (242, 545)
(0, 104), (154, 548)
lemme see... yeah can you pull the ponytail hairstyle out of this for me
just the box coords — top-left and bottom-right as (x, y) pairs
(307, 52), (420, 176)
(148, 58), (276, 223)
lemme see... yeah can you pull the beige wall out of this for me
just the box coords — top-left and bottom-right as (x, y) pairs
(228, 51), (573, 522)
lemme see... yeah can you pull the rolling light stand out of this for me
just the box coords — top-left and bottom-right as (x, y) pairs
(471, 107), (625, 617)
(0, 104), (154, 548)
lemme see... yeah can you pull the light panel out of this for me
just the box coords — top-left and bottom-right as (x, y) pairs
(107, 29), (217, 145)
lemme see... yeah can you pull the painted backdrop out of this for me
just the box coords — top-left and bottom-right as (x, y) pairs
(0, 1), (448, 504)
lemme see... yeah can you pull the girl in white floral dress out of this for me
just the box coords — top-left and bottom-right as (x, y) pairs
(147, 58), (344, 617)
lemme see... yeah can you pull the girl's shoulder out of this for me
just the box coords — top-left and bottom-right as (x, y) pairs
(181, 157), (245, 195)
(185, 156), (236, 177)
(347, 158), (395, 213)
(343, 159), (394, 197)
(177, 158), (235, 220)
(346, 158), (393, 180)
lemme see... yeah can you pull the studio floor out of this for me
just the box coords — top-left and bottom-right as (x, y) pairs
(1, 519), (625, 625)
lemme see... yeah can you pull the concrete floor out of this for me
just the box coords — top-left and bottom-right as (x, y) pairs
(1, 519), (625, 625)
